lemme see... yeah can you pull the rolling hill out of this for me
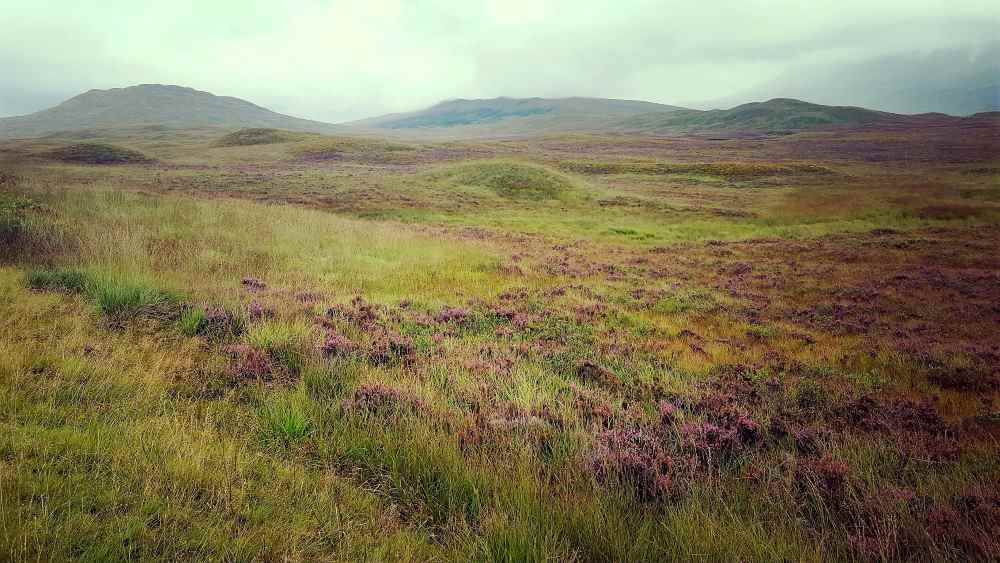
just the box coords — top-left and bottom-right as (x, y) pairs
(0, 84), (341, 138)
(344, 97), (687, 137)
(609, 98), (974, 135)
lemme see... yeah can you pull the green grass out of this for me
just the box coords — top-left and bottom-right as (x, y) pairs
(85, 274), (180, 320)
(431, 160), (578, 200)
(214, 128), (309, 147)
(25, 268), (87, 292)
(244, 320), (312, 374)
(2, 128), (998, 561)
(258, 394), (313, 445)
(178, 306), (207, 336)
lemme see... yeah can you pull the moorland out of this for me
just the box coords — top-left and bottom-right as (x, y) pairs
(1, 88), (999, 561)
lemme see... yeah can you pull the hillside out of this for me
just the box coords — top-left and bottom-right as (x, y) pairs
(0, 84), (341, 138)
(345, 97), (686, 137)
(611, 98), (915, 135)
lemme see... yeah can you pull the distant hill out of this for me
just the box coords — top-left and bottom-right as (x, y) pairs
(345, 97), (687, 137)
(609, 98), (967, 135)
(694, 44), (999, 116)
(343, 96), (978, 138)
(0, 84), (341, 138)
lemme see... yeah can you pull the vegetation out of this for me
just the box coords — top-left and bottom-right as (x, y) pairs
(42, 142), (153, 164)
(1, 119), (998, 561)
(214, 128), (309, 147)
(432, 160), (577, 200)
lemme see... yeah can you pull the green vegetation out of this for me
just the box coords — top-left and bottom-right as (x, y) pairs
(432, 160), (577, 200)
(614, 97), (896, 134)
(214, 128), (308, 146)
(292, 136), (416, 163)
(25, 268), (87, 292)
(85, 274), (180, 320)
(560, 159), (835, 179)
(1, 122), (998, 561)
(43, 142), (153, 164)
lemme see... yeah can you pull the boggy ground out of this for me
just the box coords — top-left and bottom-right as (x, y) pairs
(1, 123), (999, 561)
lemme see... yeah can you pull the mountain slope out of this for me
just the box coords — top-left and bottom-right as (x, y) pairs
(0, 84), (341, 138)
(610, 98), (954, 135)
(345, 97), (687, 137)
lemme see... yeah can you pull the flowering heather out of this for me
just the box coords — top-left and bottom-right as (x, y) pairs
(791, 426), (821, 455)
(294, 290), (322, 303)
(590, 424), (677, 501)
(344, 382), (425, 416)
(328, 296), (381, 328)
(499, 287), (530, 302)
(573, 387), (613, 425)
(797, 454), (850, 498)
(241, 276), (267, 291)
(658, 400), (678, 424)
(679, 408), (762, 461)
(223, 344), (275, 382)
(576, 360), (621, 388)
(319, 329), (357, 358)
(247, 299), (274, 321)
(434, 305), (470, 324)
(203, 306), (238, 335)
(366, 329), (415, 365)
(574, 302), (605, 322)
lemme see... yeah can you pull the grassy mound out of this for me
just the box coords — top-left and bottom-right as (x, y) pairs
(214, 128), (305, 147)
(293, 136), (416, 164)
(435, 161), (576, 200)
(43, 143), (152, 164)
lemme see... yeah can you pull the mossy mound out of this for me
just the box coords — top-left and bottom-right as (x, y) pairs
(43, 143), (152, 164)
(215, 128), (304, 147)
(293, 137), (416, 163)
(435, 161), (576, 200)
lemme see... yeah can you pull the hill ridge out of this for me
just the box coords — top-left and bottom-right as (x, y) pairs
(0, 84), (340, 138)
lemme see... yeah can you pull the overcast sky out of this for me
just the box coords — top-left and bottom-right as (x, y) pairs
(2, 0), (997, 121)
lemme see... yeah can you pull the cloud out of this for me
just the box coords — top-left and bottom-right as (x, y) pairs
(1, 0), (997, 120)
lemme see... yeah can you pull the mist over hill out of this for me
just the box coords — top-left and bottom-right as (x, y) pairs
(0, 84), (341, 138)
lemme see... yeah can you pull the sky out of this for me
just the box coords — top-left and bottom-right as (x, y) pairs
(2, 0), (998, 122)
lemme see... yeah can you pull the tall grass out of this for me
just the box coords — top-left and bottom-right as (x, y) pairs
(85, 274), (180, 319)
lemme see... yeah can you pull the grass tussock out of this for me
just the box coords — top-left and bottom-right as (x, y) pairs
(25, 268), (87, 292)
(258, 395), (313, 445)
(85, 274), (181, 320)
